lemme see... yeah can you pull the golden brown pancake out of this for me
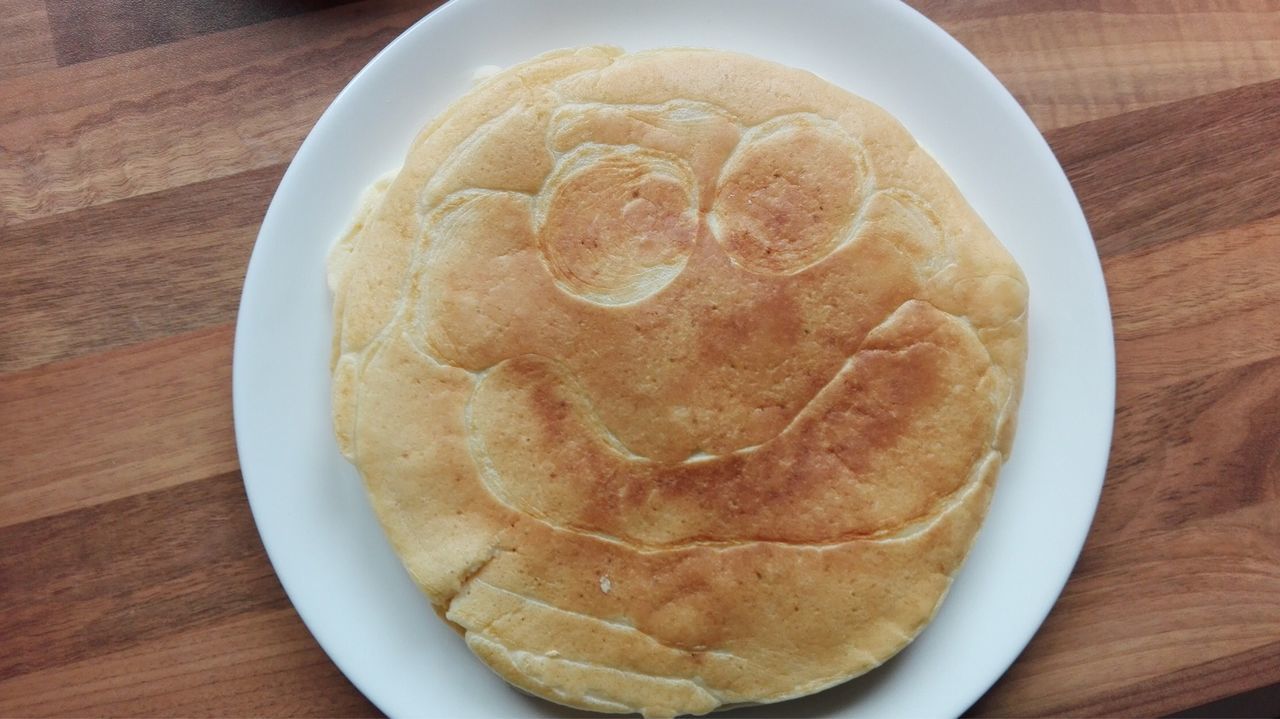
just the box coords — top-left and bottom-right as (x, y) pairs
(328, 46), (1027, 717)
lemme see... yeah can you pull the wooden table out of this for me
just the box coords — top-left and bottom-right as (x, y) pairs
(2, 1), (1278, 716)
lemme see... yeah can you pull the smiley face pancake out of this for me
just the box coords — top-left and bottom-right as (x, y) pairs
(327, 47), (1028, 717)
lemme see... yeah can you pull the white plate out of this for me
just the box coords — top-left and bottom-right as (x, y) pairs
(233, 0), (1115, 716)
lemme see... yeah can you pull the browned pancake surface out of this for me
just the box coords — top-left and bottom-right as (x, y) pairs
(328, 46), (1027, 717)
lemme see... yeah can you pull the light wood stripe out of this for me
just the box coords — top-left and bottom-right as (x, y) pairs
(0, 0), (431, 225)
(915, 0), (1280, 131)
(0, 325), (238, 528)
(0, 0), (56, 79)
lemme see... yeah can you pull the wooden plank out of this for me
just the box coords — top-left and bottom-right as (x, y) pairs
(1168, 678), (1280, 719)
(0, 608), (378, 718)
(914, 0), (1280, 131)
(974, 501), (1280, 716)
(974, 346), (1280, 715)
(0, 0), (432, 225)
(0, 2), (1276, 717)
(44, 0), (355, 65)
(0, 0), (56, 79)
(0, 166), (280, 371)
(0, 470), (283, 681)
(1090, 348), (1280, 553)
(1115, 639), (1280, 718)
(975, 159), (1280, 711)
(0, 0), (417, 127)
(0, 325), (238, 529)
(1046, 78), (1280, 259)
(1105, 215), (1280, 390)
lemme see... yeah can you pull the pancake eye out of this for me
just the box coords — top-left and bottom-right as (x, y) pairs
(710, 114), (871, 274)
(536, 145), (699, 305)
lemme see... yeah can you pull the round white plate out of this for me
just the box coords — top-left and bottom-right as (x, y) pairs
(233, 0), (1115, 716)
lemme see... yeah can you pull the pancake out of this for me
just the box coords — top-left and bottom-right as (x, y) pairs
(327, 46), (1028, 717)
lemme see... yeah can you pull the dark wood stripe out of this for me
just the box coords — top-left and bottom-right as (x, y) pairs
(0, 470), (287, 681)
(0, 608), (381, 717)
(0, 166), (281, 372)
(1046, 78), (1280, 258)
(45, 0), (357, 66)
(912, 0), (1126, 23)
(1094, 351), (1280, 542)
(1169, 678), (1280, 719)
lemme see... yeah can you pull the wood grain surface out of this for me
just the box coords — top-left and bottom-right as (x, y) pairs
(1, 1), (1278, 716)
